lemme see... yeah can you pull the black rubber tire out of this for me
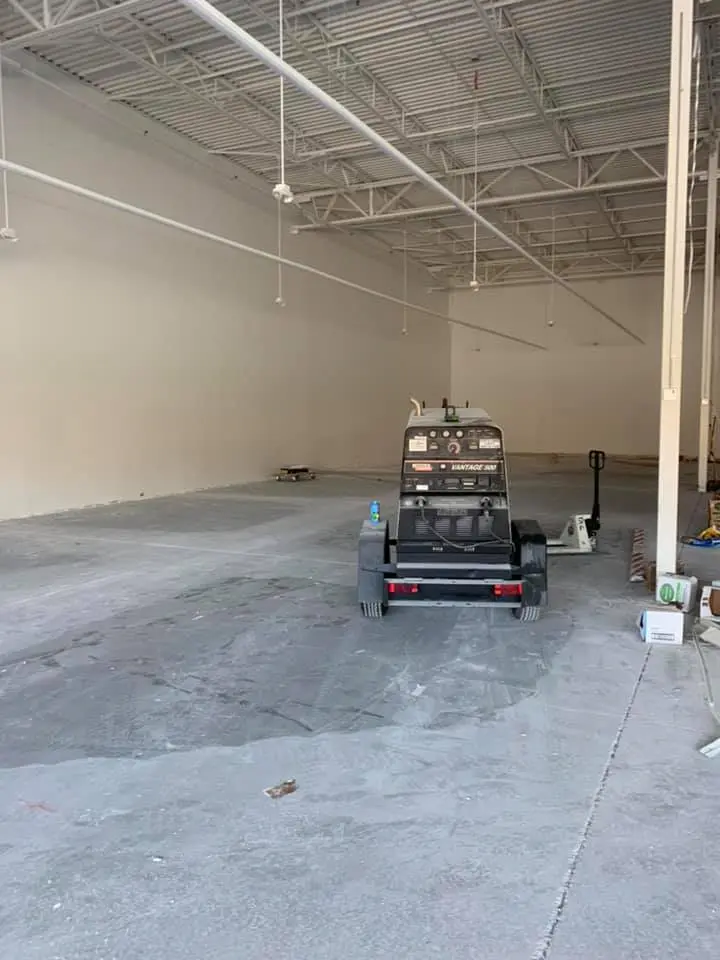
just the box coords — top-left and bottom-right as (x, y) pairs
(513, 605), (540, 622)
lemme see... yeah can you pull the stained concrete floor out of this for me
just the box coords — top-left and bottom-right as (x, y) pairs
(0, 458), (719, 960)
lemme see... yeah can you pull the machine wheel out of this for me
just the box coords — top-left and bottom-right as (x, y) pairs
(361, 601), (386, 619)
(513, 605), (540, 623)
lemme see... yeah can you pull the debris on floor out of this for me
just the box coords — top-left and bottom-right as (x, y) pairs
(697, 620), (720, 649)
(20, 799), (56, 813)
(699, 737), (720, 759)
(680, 526), (720, 547)
(681, 492), (720, 546)
(263, 779), (297, 799)
(691, 628), (720, 759)
(274, 465), (316, 482)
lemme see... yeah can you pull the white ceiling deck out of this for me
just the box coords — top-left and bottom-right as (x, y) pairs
(1, 0), (719, 288)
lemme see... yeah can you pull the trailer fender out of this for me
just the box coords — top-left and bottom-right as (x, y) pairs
(513, 518), (548, 608)
(357, 519), (391, 608)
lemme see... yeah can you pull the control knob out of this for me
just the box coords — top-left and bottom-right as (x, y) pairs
(447, 439), (462, 455)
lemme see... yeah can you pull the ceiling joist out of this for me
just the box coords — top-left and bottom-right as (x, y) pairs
(0, 0), (714, 292)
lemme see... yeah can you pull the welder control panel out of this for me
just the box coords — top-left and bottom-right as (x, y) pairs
(401, 423), (507, 494)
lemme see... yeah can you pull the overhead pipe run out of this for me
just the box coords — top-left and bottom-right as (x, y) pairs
(0, 157), (546, 350)
(177, 0), (644, 346)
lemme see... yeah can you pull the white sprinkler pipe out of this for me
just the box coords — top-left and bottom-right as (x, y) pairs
(0, 156), (546, 349)
(177, 0), (644, 346)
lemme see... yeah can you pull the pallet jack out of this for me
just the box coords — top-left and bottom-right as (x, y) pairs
(546, 450), (605, 556)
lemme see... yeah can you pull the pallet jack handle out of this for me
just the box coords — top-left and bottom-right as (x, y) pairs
(588, 450), (605, 537)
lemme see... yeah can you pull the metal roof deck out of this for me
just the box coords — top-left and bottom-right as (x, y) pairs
(2, 0), (719, 288)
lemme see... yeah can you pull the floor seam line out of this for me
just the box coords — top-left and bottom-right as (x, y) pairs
(11, 531), (358, 564)
(530, 644), (653, 960)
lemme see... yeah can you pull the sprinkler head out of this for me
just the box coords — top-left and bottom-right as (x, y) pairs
(272, 182), (294, 204)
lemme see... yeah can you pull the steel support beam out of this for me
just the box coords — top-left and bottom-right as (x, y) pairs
(293, 139), (674, 204)
(657, 0), (694, 576)
(87, 2), (450, 249)
(177, 0), (643, 344)
(238, 0), (492, 257)
(420, 244), (695, 268)
(0, 0), (151, 48)
(258, 88), (672, 166)
(699, 20), (720, 136)
(437, 265), (670, 290)
(94, 33), (384, 203)
(54, 0), (84, 24)
(470, 0), (634, 259)
(6, 0), (43, 32)
(699, 139), (718, 491)
(293, 176), (683, 229)
(242, 0), (461, 176)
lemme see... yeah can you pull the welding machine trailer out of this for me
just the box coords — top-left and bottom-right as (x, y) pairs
(357, 403), (548, 621)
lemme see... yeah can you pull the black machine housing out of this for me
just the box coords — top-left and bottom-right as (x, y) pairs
(357, 403), (547, 620)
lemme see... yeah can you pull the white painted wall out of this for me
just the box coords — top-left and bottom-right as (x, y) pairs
(0, 66), (449, 519)
(451, 275), (718, 456)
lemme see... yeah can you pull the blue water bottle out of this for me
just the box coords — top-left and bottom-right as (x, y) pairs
(369, 500), (380, 524)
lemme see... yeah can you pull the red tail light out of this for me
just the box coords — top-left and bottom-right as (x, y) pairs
(493, 582), (523, 597)
(388, 582), (419, 595)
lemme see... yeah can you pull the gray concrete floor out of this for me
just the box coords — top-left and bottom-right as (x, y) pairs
(1, 458), (719, 960)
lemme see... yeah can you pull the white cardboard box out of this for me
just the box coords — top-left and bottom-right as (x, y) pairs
(655, 573), (698, 612)
(638, 608), (685, 645)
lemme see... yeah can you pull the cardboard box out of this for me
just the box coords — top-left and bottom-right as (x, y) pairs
(699, 584), (720, 620)
(645, 561), (685, 594)
(655, 573), (698, 612)
(638, 608), (685, 645)
(709, 493), (720, 530)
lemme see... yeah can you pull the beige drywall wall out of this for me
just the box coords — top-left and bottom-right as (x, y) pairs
(451, 275), (719, 456)
(0, 70), (450, 519)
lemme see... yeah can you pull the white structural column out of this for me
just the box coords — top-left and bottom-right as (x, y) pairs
(656, 0), (694, 575)
(698, 139), (718, 492)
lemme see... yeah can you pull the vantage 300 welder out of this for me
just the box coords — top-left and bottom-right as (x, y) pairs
(357, 399), (548, 621)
